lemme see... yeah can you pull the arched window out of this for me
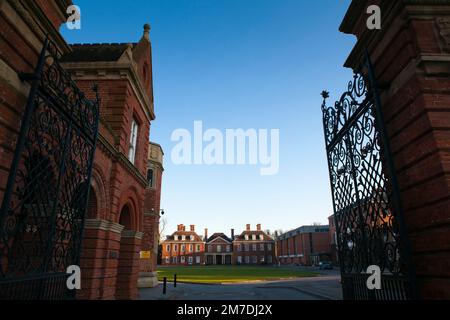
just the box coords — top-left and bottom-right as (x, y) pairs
(147, 168), (154, 188)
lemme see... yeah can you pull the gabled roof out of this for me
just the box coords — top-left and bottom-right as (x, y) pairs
(206, 233), (232, 243)
(61, 43), (134, 62)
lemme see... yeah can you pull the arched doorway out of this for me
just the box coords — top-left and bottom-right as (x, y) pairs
(116, 203), (139, 299)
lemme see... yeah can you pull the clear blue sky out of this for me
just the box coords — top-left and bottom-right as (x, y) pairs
(61, 0), (355, 237)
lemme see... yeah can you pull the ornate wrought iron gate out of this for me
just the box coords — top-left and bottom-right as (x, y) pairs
(0, 39), (100, 299)
(321, 52), (417, 300)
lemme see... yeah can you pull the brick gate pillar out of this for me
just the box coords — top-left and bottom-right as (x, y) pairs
(116, 230), (143, 300)
(340, 0), (450, 299)
(77, 220), (124, 300)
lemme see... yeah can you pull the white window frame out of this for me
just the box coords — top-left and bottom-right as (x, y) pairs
(196, 244), (201, 252)
(180, 256), (185, 263)
(252, 234), (257, 240)
(252, 244), (257, 252)
(181, 244), (185, 252)
(245, 235), (249, 240)
(260, 243), (265, 251)
(128, 118), (139, 164)
(245, 256), (250, 264)
(252, 256), (257, 264)
(166, 244), (170, 252)
(196, 256), (201, 264)
(217, 245), (222, 253)
(237, 256), (242, 264)
(267, 243), (272, 251)
(188, 256), (193, 264)
(226, 245), (231, 252)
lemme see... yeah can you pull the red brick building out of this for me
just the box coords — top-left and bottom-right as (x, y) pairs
(233, 224), (275, 265)
(205, 231), (233, 265)
(276, 225), (331, 266)
(61, 27), (157, 300)
(160, 224), (205, 265)
(0, 0), (162, 300)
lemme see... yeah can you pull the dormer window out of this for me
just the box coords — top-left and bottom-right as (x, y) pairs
(128, 118), (139, 164)
(259, 234), (263, 240)
(252, 234), (256, 241)
(181, 235), (186, 241)
(244, 235), (249, 240)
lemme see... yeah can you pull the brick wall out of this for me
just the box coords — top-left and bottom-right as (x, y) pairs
(341, 0), (450, 299)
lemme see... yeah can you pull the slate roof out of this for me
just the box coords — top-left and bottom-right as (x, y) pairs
(234, 230), (274, 241)
(61, 43), (135, 62)
(164, 231), (203, 242)
(206, 233), (232, 243)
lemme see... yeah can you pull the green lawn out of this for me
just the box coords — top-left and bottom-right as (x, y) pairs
(157, 265), (318, 284)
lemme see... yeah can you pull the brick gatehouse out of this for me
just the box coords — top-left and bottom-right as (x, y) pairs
(0, 0), (162, 299)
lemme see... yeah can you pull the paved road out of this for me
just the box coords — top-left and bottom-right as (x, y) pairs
(139, 267), (342, 300)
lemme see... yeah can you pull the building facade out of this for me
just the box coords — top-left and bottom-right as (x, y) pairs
(205, 231), (233, 265)
(276, 225), (331, 266)
(161, 224), (206, 265)
(0, 0), (161, 300)
(62, 26), (156, 300)
(160, 224), (275, 266)
(232, 224), (276, 265)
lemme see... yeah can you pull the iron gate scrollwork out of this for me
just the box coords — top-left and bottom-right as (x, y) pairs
(0, 38), (100, 300)
(321, 51), (417, 300)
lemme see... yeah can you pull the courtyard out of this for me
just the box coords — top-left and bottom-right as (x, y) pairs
(141, 266), (342, 300)
(157, 265), (319, 284)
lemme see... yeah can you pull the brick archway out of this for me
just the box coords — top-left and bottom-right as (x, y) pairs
(89, 165), (109, 220)
(77, 166), (117, 300)
(116, 196), (143, 300)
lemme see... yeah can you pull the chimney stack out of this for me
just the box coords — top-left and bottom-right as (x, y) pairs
(257, 224), (261, 231)
(190, 225), (195, 232)
(177, 224), (184, 231)
(204, 228), (208, 240)
(231, 228), (235, 240)
(246, 224), (251, 231)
